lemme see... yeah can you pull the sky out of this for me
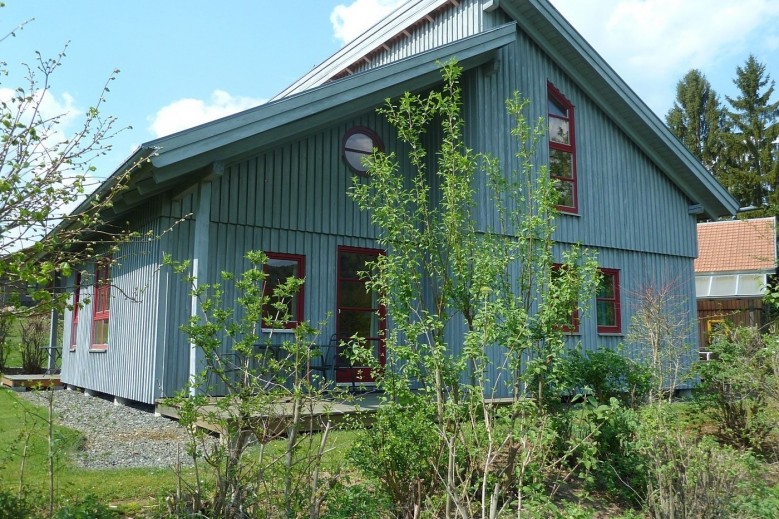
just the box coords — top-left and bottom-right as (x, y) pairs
(2, 0), (778, 181)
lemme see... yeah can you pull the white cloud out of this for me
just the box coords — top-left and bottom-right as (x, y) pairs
(148, 90), (266, 138)
(549, 0), (779, 114)
(330, 0), (405, 45)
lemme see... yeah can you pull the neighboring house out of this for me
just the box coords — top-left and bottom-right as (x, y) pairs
(695, 217), (777, 356)
(59, 0), (738, 405)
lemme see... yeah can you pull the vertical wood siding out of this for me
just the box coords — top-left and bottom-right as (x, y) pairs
(61, 218), (164, 404)
(351, 1), (485, 74)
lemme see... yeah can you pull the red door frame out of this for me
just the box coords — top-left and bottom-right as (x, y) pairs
(335, 246), (386, 384)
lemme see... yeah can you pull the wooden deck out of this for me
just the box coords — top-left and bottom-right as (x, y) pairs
(155, 392), (384, 435)
(1, 373), (62, 391)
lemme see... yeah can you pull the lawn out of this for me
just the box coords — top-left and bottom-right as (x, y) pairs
(0, 388), (360, 516)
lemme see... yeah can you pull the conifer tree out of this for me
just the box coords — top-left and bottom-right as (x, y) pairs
(721, 55), (779, 211)
(666, 69), (727, 176)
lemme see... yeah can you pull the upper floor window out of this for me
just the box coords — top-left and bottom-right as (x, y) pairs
(262, 252), (305, 330)
(343, 126), (383, 176)
(548, 83), (577, 213)
(91, 260), (111, 351)
(597, 268), (621, 334)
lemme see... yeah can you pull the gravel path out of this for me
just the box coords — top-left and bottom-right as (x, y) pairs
(18, 389), (203, 470)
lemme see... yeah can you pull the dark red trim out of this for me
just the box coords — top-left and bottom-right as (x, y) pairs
(547, 81), (578, 213)
(262, 251), (305, 329)
(597, 268), (621, 334)
(91, 260), (111, 351)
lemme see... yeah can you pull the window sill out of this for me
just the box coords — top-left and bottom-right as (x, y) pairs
(261, 328), (296, 334)
(558, 209), (580, 217)
(597, 332), (624, 337)
(89, 346), (108, 353)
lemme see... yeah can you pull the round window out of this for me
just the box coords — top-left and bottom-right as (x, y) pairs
(342, 127), (383, 175)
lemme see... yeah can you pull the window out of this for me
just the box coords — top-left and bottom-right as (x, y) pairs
(548, 83), (577, 213)
(552, 264), (579, 333)
(597, 268), (621, 334)
(69, 271), (81, 351)
(91, 260), (111, 351)
(262, 253), (305, 329)
(343, 126), (383, 175)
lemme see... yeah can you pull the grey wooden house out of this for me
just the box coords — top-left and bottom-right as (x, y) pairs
(60, 0), (738, 405)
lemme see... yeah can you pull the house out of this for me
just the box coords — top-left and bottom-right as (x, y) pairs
(58, 0), (738, 405)
(695, 217), (776, 356)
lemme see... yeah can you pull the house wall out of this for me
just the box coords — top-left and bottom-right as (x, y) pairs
(697, 298), (766, 352)
(61, 216), (165, 404)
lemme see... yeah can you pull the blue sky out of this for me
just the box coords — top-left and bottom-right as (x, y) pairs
(2, 0), (778, 181)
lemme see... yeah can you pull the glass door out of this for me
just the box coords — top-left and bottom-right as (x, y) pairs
(336, 246), (385, 384)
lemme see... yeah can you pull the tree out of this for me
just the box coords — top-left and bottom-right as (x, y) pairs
(720, 55), (779, 211)
(666, 69), (727, 176)
(348, 60), (603, 517)
(0, 29), (134, 314)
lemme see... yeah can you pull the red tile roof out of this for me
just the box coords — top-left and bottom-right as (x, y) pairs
(695, 217), (776, 273)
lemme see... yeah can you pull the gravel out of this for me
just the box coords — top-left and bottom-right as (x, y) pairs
(17, 389), (205, 470)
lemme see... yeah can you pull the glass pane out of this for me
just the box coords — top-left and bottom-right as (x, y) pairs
(597, 274), (615, 299)
(550, 149), (573, 179)
(345, 149), (369, 172)
(264, 259), (301, 324)
(93, 319), (109, 345)
(548, 116), (569, 144)
(556, 179), (575, 208)
(341, 280), (373, 309)
(344, 132), (374, 154)
(548, 96), (568, 118)
(597, 301), (615, 327)
(339, 252), (375, 279)
(338, 310), (376, 338)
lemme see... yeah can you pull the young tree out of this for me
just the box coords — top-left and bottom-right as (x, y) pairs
(720, 55), (779, 212)
(666, 69), (727, 176)
(348, 60), (602, 517)
(0, 34), (134, 314)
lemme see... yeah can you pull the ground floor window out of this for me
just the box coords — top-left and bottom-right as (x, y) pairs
(597, 268), (621, 334)
(91, 260), (111, 351)
(262, 252), (305, 329)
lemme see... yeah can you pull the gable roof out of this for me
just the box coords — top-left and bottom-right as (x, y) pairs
(695, 217), (777, 274)
(271, 0), (739, 220)
(80, 0), (738, 221)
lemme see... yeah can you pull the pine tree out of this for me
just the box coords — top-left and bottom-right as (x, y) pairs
(666, 69), (727, 176)
(721, 55), (779, 211)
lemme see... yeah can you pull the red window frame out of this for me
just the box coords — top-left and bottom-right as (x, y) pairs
(596, 268), (621, 334)
(262, 252), (305, 329)
(91, 260), (111, 351)
(552, 263), (580, 333)
(69, 271), (81, 351)
(548, 82), (578, 213)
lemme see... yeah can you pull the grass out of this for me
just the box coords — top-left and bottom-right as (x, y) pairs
(0, 388), (362, 516)
(0, 389), (184, 514)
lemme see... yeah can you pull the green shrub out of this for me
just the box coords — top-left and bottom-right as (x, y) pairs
(695, 325), (778, 453)
(637, 405), (776, 518)
(559, 347), (652, 408)
(349, 398), (443, 516)
(0, 489), (34, 519)
(53, 495), (116, 519)
(19, 314), (48, 374)
(322, 481), (391, 519)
